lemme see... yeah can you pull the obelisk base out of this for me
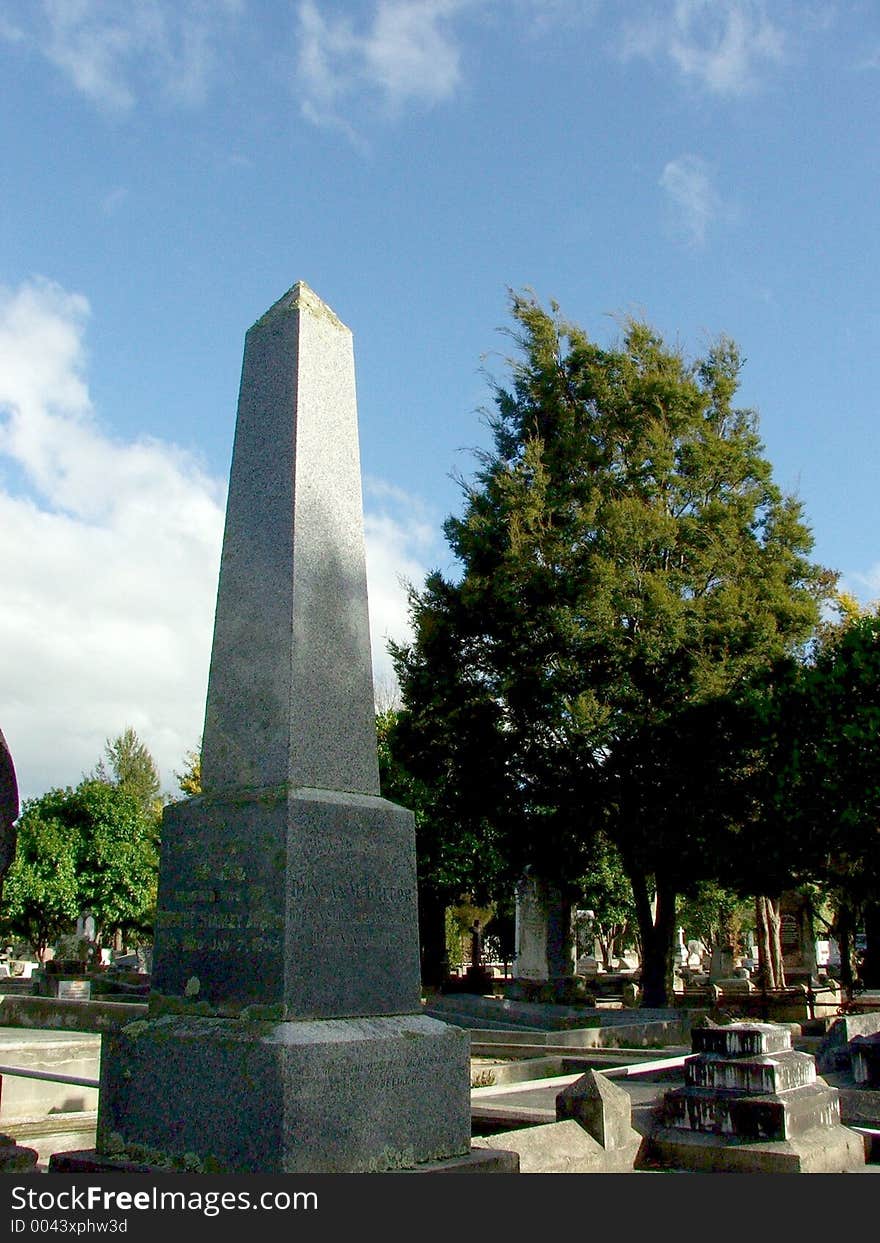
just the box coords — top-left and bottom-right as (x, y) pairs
(94, 1014), (471, 1173)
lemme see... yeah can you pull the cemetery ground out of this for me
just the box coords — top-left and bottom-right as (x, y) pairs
(3, 986), (880, 1176)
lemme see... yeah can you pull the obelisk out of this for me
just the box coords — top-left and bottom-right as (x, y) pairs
(93, 284), (473, 1173)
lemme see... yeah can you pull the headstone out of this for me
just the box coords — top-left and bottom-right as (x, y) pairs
(850, 1033), (880, 1088)
(708, 944), (735, 982)
(510, 875), (582, 1003)
(652, 1021), (865, 1173)
(780, 891), (818, 981)
(816, 1010), (880, 1073)
(90, 283), (472, 1173)
(460, 918), (493, 994)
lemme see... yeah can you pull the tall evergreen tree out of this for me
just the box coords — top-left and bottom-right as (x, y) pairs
(95, 726), (162, 826)
(394, 293), (832, 1005)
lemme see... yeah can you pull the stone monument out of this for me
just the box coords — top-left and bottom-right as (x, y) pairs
(60, 283), (485, 1173)
(651, 1021), (864, 1173)
(508, 874), (585, 1004)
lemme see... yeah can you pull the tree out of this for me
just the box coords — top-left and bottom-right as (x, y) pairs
(778, 608), (880, 988)
(678, 881), (753, 960)
(94, 727), (163, 826)
(377, 707), (510, 986)
(175, 743), (202, 797)
(0, 806), (79, 961)
(3, 781), (159, 951)
(577, 833), (636, 970)
(394, 293), (832, 1005)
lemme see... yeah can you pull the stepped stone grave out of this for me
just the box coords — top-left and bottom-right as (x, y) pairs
(651, 1021), (865, 1173)
(52, 283), (509, 1175)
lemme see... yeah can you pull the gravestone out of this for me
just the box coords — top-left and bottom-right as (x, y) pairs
(81, 284), (476, 1173)
(509, 875), (584, 1003)
(652, 1021), (864, 1173)
(780, 891), (818, 982)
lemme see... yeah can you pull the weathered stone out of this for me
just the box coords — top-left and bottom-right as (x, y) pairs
(200, 283), (378, 798)
(0, 1133), (38, 1172)
(649, 1125), (865, 1174)
(152, 787), (420, 1018)
(655, 1017), (865, 1173)
(851, 1032), (880, 1088)
(555, 1069), (635, 1150)
(691, 1021), (791, 1058)
(91, 283), (472, 1174)
(686, 1049), (816, 1095)
(473, 1120), (634, 1174)
(817, 1011), (880, 1073)
(98, 1015), (470, 1174)
(662, 1081), (841, 1140)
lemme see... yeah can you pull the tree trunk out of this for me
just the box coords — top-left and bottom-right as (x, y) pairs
(755, 896), (785, 990)
(417, 886), (449, 991)
(862, 902), (880, 989)
(835, 900), (855, 999)
(629, 869), (677, 1007)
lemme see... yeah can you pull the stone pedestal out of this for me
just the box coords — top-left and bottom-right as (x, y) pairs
(98, 1015), (469, 1173)
(152, 788), (422, 1020)
(652, 1022), (865, 1173)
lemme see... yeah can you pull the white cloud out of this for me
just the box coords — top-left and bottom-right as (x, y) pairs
(0, 277), (225, 800)
(0, 278), (431, 801)
(15, 0), (242, 113)
(621, 0), (785, 95)
(660, 154), (721, 246)
(296, 0), (472, 127)
(363, 475), (437, 700)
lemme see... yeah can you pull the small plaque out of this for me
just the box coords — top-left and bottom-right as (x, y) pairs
(57, 979), (91, 1001)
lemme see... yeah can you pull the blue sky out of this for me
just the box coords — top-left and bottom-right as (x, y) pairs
(0, 0), (878, 800)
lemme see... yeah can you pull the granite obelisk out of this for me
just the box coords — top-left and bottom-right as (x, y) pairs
(93, 284), (472, 1173)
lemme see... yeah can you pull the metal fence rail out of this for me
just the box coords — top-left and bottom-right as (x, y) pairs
(0, 1064), (99, 1089)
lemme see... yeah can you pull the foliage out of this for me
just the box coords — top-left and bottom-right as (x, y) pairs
(94, 726), (163, 827)
(175, 743), (202, 797)
(394, 292), (832, 1005)
(377, 706), (509, 904)
(775, 608), (880, 983)
(1, 780), (159, 954)
(577, 833), (636, 968)
(0, 810), (79, 960)
(677, 881), (753, 956)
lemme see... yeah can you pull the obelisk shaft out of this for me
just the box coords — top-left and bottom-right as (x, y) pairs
(201, 283), (379, 797)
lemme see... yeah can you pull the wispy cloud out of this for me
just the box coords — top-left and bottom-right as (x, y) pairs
(660, 154), (722, 246)
(296, 0), (473, 128)
(12, 0), (242, 113)
(621, 0), (786, 95)
(0, 278), (429, 799)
